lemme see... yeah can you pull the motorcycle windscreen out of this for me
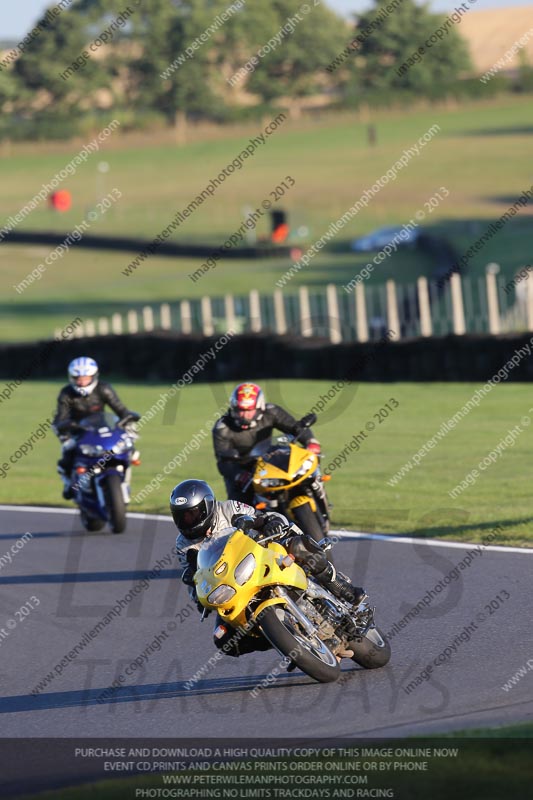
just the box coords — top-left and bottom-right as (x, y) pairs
(197, 528), (236, 570)
(261, 445), (291, 472)
(78, 411), (119, 430)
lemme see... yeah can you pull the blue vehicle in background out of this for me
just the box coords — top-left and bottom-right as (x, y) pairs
(69, 412), (140, 533)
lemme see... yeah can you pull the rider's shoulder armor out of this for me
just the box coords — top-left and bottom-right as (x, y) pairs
(213, 416), (229, 431)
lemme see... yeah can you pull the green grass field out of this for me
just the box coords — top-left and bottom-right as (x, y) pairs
(2, 96), (532, 341)
(1, 379), (532, 547)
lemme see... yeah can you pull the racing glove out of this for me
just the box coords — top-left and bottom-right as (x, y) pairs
(262, 514), (286, 537)
(233, 514), (257, 534)
(56, 420), (84, 436)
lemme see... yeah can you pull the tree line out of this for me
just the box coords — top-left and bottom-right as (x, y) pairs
(0, 0), (530, 140)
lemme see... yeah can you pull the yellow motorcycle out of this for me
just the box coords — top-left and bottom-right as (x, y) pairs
(248, 414), (331, 545)
(194, 522), (390, 683)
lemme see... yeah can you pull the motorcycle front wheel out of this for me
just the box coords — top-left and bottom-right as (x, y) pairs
(257, 604), (340, 683)
(292, 501), (325, 545)
(347, 626), (391, 669)
(103, 473), (126, 534)
(80, 509), (105, 532)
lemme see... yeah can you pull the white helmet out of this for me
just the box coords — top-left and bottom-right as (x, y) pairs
(68, 357), (99, 396)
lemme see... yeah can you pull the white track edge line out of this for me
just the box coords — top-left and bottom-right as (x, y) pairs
(1, 505), (531, 554)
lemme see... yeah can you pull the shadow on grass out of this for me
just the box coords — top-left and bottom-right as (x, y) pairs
(332, 512), (533, 545)
(460, 126), (533, 137)
(486, 194), (533, 206)
(409, 515), (533, 542)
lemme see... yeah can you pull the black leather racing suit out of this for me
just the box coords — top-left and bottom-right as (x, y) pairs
(52, 382), (130, 475)
(212, 404), (316, 504)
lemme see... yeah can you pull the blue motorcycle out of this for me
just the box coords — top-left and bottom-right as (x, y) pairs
(69, 412), (140, 534)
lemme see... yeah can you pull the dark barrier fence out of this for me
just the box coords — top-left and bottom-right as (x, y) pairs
(2, 231), (291, 260)
(1, 332), (533, 384)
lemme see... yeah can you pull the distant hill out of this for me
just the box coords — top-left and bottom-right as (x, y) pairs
(460, 5), (533, 73)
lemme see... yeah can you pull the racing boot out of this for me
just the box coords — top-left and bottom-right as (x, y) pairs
(58, 465), (73, 500)
(315, 563), (366, 607)
(287, 534), (365, 605)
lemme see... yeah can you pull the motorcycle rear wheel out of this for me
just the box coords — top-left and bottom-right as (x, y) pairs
(347, 626), (391, 669)
(258, 605), (340, 683)
(103, 473), (126, 534)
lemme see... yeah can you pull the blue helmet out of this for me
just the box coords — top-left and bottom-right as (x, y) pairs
(68, 357), (99, 396)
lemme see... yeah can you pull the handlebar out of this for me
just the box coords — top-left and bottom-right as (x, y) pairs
(57, 421), (84, 436)
(292, 412), (317, 444)
(118, 412), (141, 429)
(248, 522), (294, 545)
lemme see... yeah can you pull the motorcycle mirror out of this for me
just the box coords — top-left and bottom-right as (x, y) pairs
(299, 413), (317, 428)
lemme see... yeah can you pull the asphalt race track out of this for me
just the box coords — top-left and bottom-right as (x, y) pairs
(1, 505), (532, 741)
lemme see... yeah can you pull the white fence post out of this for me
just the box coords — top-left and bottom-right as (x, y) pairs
(160, 303), (172, 330)
(299, 286), (313, 337)
(127, 310), (138, 334)
(354, 283), (369, 342)
(85, 319), (96, 337)
(273, 289), (287, 335)
(386, 280), (400, 340)
(417, 277), (433, 337)
(450, 273), (466, 335)
(526, 275), (533, 332)
(142, 306), (154, 332)
(201, 296), (214, 336)
(98, 317), (109, 335)
(180, 300), (192, 334)
(224, 294), (236, 333)
(326, 284), (342, 343)
(249, 289), (262, 333)
(485, 271), (500, 335)
(111, 313), (122, 335)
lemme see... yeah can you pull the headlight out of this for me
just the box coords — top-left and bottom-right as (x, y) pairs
(294, 457), (315, 479)
(80, 444), (105, 456)
(207, 585), (236, 605)
(112, 437), (132, 455)
(234, 554), (256, 585)
(260, 478), (285, 487)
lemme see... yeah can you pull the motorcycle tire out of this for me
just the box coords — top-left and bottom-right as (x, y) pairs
(80, 509), (105, 532)
(257, 604), (340, 683)
(292, 502), (326, 545)
(347, 626), (391, 669)
(103, 473), (127, 534)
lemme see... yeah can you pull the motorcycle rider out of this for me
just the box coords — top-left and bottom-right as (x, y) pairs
(213, 382), (321, 504)
(52, 357), (139, 499)
(171, 479), (365, 658)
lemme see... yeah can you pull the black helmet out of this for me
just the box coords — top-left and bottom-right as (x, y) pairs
(170, 479), (216, 541)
